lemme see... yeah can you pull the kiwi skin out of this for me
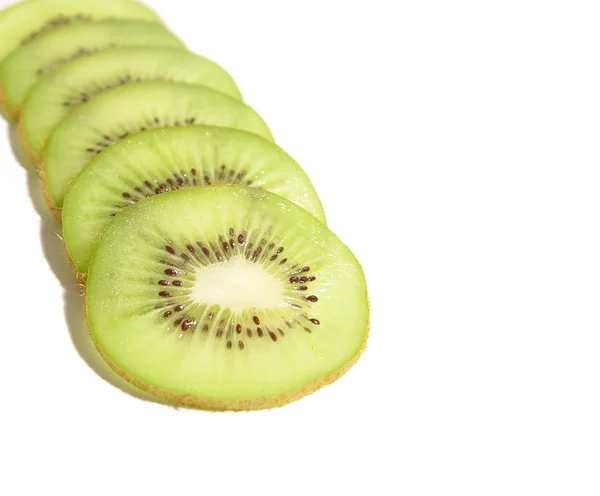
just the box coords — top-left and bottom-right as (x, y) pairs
(85, 292), (369, 410)
(38, 165), (62, 221)
(0, 78), (17, 121)
(18, 113), (42, 169)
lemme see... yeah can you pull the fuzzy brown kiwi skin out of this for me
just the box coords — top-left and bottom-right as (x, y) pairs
(39, 165), (62, 222)
(0, 79), (19, 121)
(17, 113), (42, 169)
(84, 284), (370, 411)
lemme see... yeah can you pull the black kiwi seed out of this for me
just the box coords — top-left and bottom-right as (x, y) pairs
(181, 319), (195, 331)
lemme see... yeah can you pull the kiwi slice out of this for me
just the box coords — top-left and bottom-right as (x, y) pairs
(0, 20), (184, 120)
(19, 46), (241, 164)
(86, 186), (368, 410)
(41, 81), (272, 203)
(62, 126), (326, 275)
(0, 0), (161, 68)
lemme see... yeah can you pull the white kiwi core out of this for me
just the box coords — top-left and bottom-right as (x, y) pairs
(191, 255), (284, 312)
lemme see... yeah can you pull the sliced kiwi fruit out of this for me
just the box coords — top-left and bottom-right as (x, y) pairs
(0, 0), (161, 71)
(62, 126), (326, 276)
(0, 21), (184, 120)
(86, 186), (368, 410)
(41, 81), (272, 206)
(19, 46), (242, 165)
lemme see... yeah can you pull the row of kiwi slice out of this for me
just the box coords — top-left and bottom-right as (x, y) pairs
(0, 0), (369, 411)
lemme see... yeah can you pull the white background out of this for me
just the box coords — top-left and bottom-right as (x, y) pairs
(0, 0), (599, 494)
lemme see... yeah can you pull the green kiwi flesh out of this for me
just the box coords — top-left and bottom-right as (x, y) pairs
(0, 0), (161, 71)
(86, 186), (368, 410)
(63, 126), (326, 276)
(43, 81), (272, 204)
(0, 21), (183, 119)
(20, 46), (242, 162)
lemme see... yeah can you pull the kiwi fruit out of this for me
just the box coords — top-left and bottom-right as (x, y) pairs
(41, 81), (272, 207)
(62, 126), (326, 276)
(0, 0), (161, 73)
(86, 186), (368, 410)
(19, 46), (242, 165)
(0, 20), (184, 120)
(0, 0), (368, 411)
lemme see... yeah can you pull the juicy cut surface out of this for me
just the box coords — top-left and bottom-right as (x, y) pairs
(86, 186), (369, 408)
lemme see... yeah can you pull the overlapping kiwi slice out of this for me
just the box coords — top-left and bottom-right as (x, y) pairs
(42, 81), (272, 212)
(20, 47), (241, 165)
(63, 126), (326, 276)
(0, 21), (184, 120)
(86, 186), (368, 410)
(0, 0), (161, 116)
(0, 0), (161, 60)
